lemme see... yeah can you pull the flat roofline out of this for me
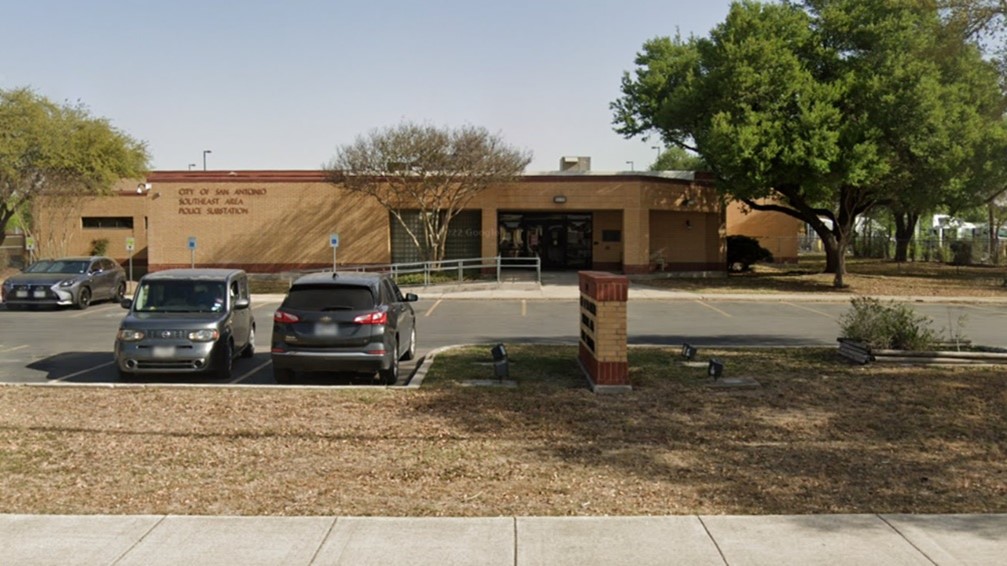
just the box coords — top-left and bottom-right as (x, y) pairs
(146, 169), (707, 184)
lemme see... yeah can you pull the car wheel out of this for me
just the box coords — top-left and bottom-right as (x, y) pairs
(274, 367), (294, 385)
(5, 304), (21, 311)
(401, 327), (417, 361)
(241, 325), (255, 358)
(379, 344), (399, 385)
(117, 367), (134, 381)
(76, 287), (91, 310)
(215, 339), (233, 380)
(114, 281), (127, 303)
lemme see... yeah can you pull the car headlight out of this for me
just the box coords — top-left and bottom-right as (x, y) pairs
(58, 278), (79, 288)
(188, 329), (219, 342)
(117, 329), (145, 341)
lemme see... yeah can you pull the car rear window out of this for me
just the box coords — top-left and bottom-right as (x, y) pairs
(283, 284), (376, 311)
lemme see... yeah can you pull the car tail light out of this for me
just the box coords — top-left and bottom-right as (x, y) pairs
(274, 310), (300, 324)
(353, 311), (387, 325)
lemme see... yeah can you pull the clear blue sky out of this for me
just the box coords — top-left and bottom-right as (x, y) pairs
(1, 0), (735, 172)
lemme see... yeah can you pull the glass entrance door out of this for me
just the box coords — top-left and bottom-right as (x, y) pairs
(498, 212), (592, 269)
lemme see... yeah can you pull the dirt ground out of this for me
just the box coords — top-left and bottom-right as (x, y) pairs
(1, 347), (1004, 517)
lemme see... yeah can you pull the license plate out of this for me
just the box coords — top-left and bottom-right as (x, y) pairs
(15, 290), (27, 298)
(152, 346), (175, 358)
(32, 290), (46, 298)
(314, 322), (338, 336)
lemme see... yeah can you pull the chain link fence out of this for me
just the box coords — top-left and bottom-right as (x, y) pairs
(793, 232), (1007, 265)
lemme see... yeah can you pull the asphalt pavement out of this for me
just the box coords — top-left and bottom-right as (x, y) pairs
(4, 274), (1006, 564)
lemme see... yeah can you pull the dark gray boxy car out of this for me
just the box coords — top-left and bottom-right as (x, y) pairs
(270, 272), (418, 385)
(114, 269), (255, 380)
(2, 256), (126, 310)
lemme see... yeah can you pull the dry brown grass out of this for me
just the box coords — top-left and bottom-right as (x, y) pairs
(2, 346), (1004, 516)
(645, 257), (1007, 297)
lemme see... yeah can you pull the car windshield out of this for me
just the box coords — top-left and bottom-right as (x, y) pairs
(24, 261), (53, 273)
(282, 284), (375, 311)
(43, 260), (90, 274)
(133, 280), (227, 313)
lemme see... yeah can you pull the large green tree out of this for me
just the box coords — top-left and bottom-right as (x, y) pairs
(326, 122), (531, 263)
(0, 87), (149, 248)
(612, 0), (1007, 286)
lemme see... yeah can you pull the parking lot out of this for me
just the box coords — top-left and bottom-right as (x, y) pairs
(1, 296), (1005, 386)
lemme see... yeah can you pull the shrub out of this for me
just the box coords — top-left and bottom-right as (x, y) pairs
(949, 240), (972, 266)
(838, 297), (938, 350)
(90, 238), (109, 256)
(726, 235), (773, 272)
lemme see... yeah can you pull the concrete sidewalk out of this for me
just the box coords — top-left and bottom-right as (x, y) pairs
(3, 513), (1005, 565)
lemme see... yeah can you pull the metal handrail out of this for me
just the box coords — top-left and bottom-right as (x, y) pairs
(340, 256), (541, 286)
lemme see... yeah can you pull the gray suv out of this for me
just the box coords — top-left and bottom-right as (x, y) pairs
(114, 269), (255, 380)
(271, 272), (418, 385)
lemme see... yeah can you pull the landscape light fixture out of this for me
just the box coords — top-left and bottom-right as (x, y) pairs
(681, 343), (697, 361)
(708, 358), (724, 379)
(681, 197), (694, 207)
(491, 343), (509, 380)
(135, 183), (151, 194)
(553, 195), (567, 204)
(203, 149), (212, 171)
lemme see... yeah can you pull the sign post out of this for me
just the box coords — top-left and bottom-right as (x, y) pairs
(125, 237), (136, 284)
(187, 236), (197, 268)
(25, 236), (36, 264)
(329, 233), (340, 272)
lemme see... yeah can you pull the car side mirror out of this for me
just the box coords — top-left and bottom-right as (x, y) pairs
(404, 293), (419, 302)
(234, 297), (251, 310)
(120, 298), (133, 309)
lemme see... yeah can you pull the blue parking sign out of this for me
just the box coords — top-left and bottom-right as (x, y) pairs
(187, 236), (197, 250)
(330, 233), (340, 248)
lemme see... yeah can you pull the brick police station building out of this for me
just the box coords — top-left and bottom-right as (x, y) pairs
(32, 157), (800, 276)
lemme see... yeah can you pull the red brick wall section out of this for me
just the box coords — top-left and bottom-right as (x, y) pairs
(578, 271), (628, 302)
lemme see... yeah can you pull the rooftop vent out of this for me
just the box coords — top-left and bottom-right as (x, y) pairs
(559, 156), (591, 172)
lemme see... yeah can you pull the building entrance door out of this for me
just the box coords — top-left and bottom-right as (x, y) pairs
(498, 212), (592, 269)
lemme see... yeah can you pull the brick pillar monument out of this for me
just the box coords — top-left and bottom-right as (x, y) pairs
(578, 271), (630, 393)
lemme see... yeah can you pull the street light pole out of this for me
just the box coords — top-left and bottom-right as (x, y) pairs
(203, 149), (212, 171)
(626, 160), (635, 172)
(188, 163), (196, 171)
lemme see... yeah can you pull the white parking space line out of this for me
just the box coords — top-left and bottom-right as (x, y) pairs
(693, 300), (732, 318)
(230, 360), (272, 384)
(783, 302), (836, 319)
(522, 300), (527, 316)
(425, 299), (443, 317)
(0, 345), (29, 353)
(52, 361), (114, 382)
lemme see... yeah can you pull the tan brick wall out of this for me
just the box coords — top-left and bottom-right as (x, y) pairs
(32, 178), (149, 263)
(34, 172), (727, 274)
(726, 199), (803, 263)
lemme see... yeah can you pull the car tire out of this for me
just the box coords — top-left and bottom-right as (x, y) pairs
(117, 367), (134, 381)
(401, 327), (417, 361)
(241, 325), (255, 358)
(274, 367), (294, 385)
(114, 281), (127, 303)
(215, 339), (233, 380)
(5, 304), (21, 311)
(379, 345), (399, 385)
(76, 287), (91, 310)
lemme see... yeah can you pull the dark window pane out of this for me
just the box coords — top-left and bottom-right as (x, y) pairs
(283, 285), (375, 311)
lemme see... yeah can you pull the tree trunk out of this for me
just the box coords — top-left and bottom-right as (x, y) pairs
(893, 212), (919, 263)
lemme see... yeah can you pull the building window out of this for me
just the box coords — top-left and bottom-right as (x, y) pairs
(391, 210), (481, 263)
(82, 217), (133, 229)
